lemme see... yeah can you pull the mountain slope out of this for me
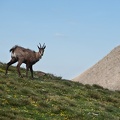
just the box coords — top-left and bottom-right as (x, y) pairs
(0, 63), (120, 120)
(73, 46), (120, 91)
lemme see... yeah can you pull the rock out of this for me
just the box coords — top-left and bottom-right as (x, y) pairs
(72, 45), (120, 91)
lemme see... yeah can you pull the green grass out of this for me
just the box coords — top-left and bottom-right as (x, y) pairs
(0, 63), (120, 120)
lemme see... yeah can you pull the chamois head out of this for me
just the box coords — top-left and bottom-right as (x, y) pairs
(37, 43), (46, 56)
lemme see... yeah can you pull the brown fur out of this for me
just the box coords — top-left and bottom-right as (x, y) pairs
(5, 43), (46, 78)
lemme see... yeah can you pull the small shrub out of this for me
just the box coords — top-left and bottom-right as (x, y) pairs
(105, 96), (119, 103)
(93, 84), (104, 89)
(115, 90), (120, 94)
(0, 85), (4, 91)
(105, 106), (116, 112)
(85, 84), (92, 89)
(89, 91), (102, 100)
(38, 101), (49, 108)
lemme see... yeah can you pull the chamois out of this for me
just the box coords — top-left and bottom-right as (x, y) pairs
(5, 43), (46, 78)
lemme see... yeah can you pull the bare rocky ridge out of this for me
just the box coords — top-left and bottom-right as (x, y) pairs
(72, 45), (120, 91)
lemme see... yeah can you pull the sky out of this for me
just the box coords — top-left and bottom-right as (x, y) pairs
(0, 0), (120, 79)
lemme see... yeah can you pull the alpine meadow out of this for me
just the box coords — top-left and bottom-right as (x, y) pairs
(0, 62), (120, 120)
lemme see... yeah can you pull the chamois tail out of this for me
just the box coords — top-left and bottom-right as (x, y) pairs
(10, 45), (18, 52)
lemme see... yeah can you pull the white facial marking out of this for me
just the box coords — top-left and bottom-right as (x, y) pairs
(11, 52), (16, 58)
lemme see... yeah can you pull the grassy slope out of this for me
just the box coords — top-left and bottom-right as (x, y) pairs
(0, 63), (120, 120)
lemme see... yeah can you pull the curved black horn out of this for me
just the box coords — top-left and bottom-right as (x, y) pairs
(37, 45), (40, 49)
(43, 43), (45, 47)
(39, 43), (41, 48)
(43, 43), (46, 48)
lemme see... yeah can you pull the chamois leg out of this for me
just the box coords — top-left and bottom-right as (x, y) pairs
(17, 60), (23, 77)
(30, 65), (33, 78)
(5, 58), (17, 75)
(26, 64), (29, 77)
